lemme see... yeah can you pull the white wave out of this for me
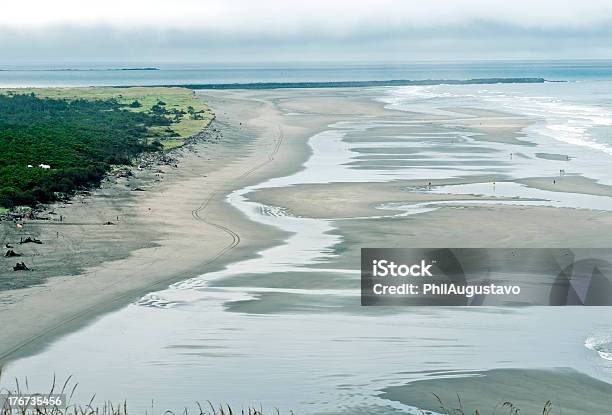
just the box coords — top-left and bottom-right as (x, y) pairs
(484, 93), (612, 157)
(383, 84), (612, 158)
(377, 85), (470, 115)
(585, 335), (612, 361)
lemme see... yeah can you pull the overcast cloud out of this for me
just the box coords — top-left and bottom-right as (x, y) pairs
(2, 0), (612, 63)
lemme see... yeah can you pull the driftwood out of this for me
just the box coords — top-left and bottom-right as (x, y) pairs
(131, 187), (145, 192)
(19, 236), (43, 244)
(13, 262), (29, 271)
(5, 249), (21, 257)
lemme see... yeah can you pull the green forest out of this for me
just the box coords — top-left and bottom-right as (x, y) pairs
(0, 93), (171, 208)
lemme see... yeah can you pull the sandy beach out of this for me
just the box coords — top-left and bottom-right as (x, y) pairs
(4, 86), (612, 413)
(0, 89), (313, 361)
(380, 368), (612, 414)
(0, 88), (403, 362)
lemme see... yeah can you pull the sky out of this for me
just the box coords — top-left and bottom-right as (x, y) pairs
(2, 0), (612, 64)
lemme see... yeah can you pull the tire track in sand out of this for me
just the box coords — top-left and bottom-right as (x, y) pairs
(190, 122), (283, 262)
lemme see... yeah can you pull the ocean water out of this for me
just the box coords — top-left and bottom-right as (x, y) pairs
(2, 60), (612, 87)
(4, 63), (612, 414)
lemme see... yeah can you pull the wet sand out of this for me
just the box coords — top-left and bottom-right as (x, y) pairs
(380, 368), (612, 415)
(0, 88), (407, 363)
(3, 88), (612, 412)
(0, 89), (318, 362)
(247, 179), (527, 218)
(517, 175), (612, 196)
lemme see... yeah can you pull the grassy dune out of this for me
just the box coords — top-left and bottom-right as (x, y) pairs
(1, 87), (214, 149)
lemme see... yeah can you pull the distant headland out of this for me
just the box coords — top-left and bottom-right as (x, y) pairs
(0, 67), (160, 72)
(171, 77), (548, 90)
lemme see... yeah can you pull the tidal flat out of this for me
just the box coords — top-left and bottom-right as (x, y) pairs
(4, 84), (612, 414)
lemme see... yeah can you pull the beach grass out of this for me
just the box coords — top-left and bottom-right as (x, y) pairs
(0, 369), (559, 415)
(0, 372), (271, 415)
(432, 393), (554, 415)
(0, 86), (214, 148)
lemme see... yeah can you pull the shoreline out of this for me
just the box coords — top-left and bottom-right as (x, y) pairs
(4, 87), (612, 412)
(381, 368), (612, 415)
(5, 87), (612, 365)
(0, 89), (319, 364)
(0, 121), (217, 288)
(0, 87), (401, 365)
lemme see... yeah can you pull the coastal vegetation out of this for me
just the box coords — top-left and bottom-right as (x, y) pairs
(13, 87), (213, 141)
(0, 87), (213, 209)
